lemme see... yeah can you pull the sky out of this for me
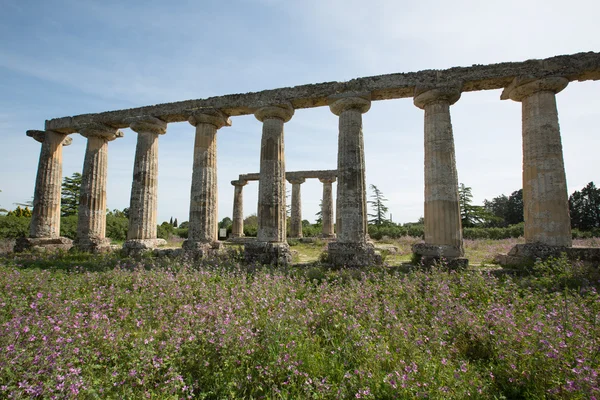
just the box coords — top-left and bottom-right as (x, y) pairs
(1, 0), (599, 225)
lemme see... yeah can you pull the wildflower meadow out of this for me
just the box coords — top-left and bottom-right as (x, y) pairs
(0, 247), (598, 399)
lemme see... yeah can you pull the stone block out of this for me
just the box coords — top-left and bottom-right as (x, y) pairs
(244, 241), (292, 265)
(15, 237), (73, 253)
(326, 241), (382, 268)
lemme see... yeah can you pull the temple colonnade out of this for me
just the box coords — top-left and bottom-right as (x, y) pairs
(18, 51), (600, 265)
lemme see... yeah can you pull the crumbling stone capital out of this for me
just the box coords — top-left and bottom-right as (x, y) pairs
(254, 102), (294, 122)
(287, 177), (306, 185)
(27, 130), (72, 146)
(319, 176), (337, 184)
(328, 96), (371, 116)
(231, 179), (248, 187)
(413, 86), (461, 109)
(501, 76), (568, 102)
(79, 123), (124, 141)
(129, 116), (167, 135)
(188, 109), (231, 129)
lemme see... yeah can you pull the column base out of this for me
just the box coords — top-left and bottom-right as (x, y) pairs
(244, 241), (292, 265)
(182, 240), (221, 257)
(15, 237), (73, 253)
(326, 241), (382, 268)
(122, 238), (167, 255)
(73, 238), (112, 253)
(495, 243), (600, 268)
(412, 243), (467, 269)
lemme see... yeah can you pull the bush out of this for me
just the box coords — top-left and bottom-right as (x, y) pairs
(106, 215), (128, 242)
(0, 215), (30, 238)
(60, 215), (78, 239)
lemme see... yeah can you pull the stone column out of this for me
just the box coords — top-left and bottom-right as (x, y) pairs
(15, 130), (73, 252)
(244, 103), (294, 265)
(183, 109), (231, 255)
(501, 77), (572, 251)
(288, 177), (305, 238)
(326, 96), (381, 267)
(123, 117), (167, 253)
(74, 124), (123, 252)
(412, 86), (466, 265)
(231, 180), (248, 238)
(319, 177), (336, 238)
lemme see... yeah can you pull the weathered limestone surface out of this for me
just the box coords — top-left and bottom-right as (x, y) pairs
(16, 130), (73, 252)
(319, 177), (336, 238)
(74, 124), (123, 252)
(183, 110), (231, 255)
(123, 117), (167, 252)
(413, 86), (465, 262)
(46, 52), (600, 132)
(288, 177), (305, 238)
(245, 103), (294, 265)
(326, 96), (381, 267)
(502, 77), (572, 247)
(239, 170), (337, 182)
(231, 180), (248, 238)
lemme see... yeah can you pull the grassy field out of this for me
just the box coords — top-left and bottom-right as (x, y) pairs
(0, 240), (598, 398)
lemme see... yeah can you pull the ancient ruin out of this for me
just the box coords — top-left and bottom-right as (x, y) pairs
(21, 51), (600, 265)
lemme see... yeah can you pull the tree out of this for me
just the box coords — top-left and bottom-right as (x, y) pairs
(458, 183), (495, 227)
(0, 190), (7, 215)
(569, 182), (600, 231)
(368, 184), (389, 225)
(315, 199), (323, 224)
(505, 189), (523, 226)
(219, 217), (233, 229)
(61, 172), (81, 216)
(173, 218), (178, 228)
(483, 189), (524, 227)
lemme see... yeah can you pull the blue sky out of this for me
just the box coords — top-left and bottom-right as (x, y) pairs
(1, 0), (599, 225)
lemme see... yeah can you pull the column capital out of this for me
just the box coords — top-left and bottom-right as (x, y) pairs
(501, 76), (568, 102)
(189, 109), (231, 129)
(27, 130), (72, 146)
(413, 85), (461, 109)
(254, 102), (294, 123)
(328, 95), (371, 116)
(129, 116), (167, 135)
(319, 176), (337, 184)
(79, 123), (124, 141)
(231, 179), (248, 187)
(287, 177), (306, 185)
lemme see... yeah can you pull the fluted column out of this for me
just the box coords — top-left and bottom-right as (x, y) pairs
(412, 86), (465, 262)
(231, 180), (248, 238)
(123, 117), (167, 252)
(244, 103), (294, 265)
(15, 130), (74, 252)
(183, 109), (231, 254)
(319, 177), (336, 238)
(75, 124), (123, 252)
(502, 77), (572, 247)
(327, 96), (381, 267)
(288, 177), (305, 238)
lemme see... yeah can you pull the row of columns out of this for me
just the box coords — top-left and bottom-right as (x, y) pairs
(24, 75), (573, 265)
(230, 175), (336, 239)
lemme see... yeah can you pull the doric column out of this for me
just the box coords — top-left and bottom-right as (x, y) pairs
(75, 123), (123, 252)
(15, 130), (73, 252)
(183, 109), (231, 254)
(412, 86), (465, 263)
(123, 117), (167, 252)
(288, 177), (305, 238)
(231, 180), (248, 238)
(326, 95), (381, 267)
(319, 177), (336, 238)
(502, 77), (572, 247)
(244, 103), (294, 265)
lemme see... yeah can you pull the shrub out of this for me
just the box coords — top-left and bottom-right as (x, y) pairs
(0, 215), (30, 238)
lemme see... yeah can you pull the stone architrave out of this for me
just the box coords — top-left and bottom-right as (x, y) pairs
(74, 123), (123, 252)
(244, 103), (294, 265)
(15, 131), (74, 252)
(231, 180), (248, 238)
(123, 117), (168, 253)
(501, 77), (572, 248)
(326, 96), (381, 267)
(182, 109), (231, 255)
(319, 177), (336, 238)
(412, 86), (466, 265)
(288, 177), (305, 238)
